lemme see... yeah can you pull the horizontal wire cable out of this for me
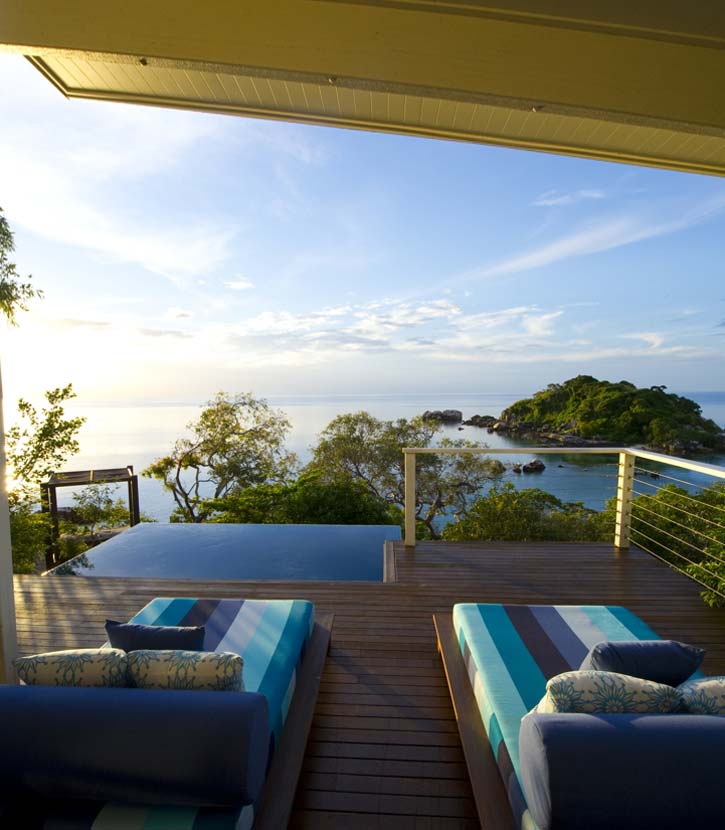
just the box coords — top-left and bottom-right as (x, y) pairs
(630, 510), (725, 566)
(631, 535), (725, 599)
(630, 525), (722, 579)
(632, 501), (725, 552)
(633, 464), (725, 493)
(631, 490), (725, 532)
(632, 476), (725, 517)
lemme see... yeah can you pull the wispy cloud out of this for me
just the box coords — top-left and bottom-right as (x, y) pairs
(622, 331), (665, 349)
(186, 298), (713, 370)
(225, 278), (255, 291)
(532, 189), (605, 207)
(453, 194), (725, 284)
(54, 318), (111, 331)
(138, 328), (193, 339)
(166, 307), (194, 320)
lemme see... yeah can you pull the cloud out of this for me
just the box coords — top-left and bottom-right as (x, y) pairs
(622, 332), (665, 349)
(138, 328), (192, 339)
(0, 60), (237, 283)
(225, 278), (255, 291)
(532, 189), (605, 207)
(454, 194), (725, 283)
(54, 318), (111, 330)
(522, 311), (563, 337)
(166, 307), (194, 319)
(0, 147), (236, 284)
(235, 306), (351, 337)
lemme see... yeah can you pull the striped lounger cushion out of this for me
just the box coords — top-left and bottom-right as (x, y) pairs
(452, 603), (662, 830)
(5, 597), (314, 830)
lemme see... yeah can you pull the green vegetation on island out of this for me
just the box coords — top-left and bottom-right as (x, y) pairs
(497, 375), (725, 454)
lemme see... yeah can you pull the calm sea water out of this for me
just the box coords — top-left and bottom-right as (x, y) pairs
(58, 392), (725, 521)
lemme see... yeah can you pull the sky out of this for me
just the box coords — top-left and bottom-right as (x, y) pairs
(1, 55), (724, 408)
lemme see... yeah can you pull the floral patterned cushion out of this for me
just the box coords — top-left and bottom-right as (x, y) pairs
(678, 676), (725, 714)
(535, 670), (682, 714)
(14, 648), (128, 687)
(127, 650), (244, 691)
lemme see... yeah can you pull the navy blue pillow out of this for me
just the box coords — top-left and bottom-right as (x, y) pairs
(105, 619), (205, 652)
(579, 639), (704, 686)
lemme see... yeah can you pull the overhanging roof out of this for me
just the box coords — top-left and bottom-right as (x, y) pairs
(3, 1), (725, 175)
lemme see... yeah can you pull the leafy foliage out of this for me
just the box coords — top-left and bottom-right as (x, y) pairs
(143, 392), (297, 522)
(70, 484), (150, 534)
(0, 207), (42, 325)
(6, 385), (86, 572)
(7, 491), (49, 574)
(208, 471), (395, 525)
(628, 483), (725, 607)
(308, 411), (505, 539)
(442, 482), (613, 542)
(6, 385), (85, 489)
(502, 375), (723, 451)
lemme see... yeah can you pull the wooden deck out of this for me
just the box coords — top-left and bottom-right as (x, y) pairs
(13, 541), (725, 829)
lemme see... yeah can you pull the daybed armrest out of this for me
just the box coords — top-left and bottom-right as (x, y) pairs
(0, 685), (270, 807)
(520, 712), (725, 830)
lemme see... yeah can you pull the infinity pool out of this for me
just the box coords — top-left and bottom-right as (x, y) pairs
(48, 523), (401, 581)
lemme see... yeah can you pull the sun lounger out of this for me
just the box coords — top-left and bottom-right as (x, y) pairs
(434, 604), (664, 829)
(0, 597), (332, 829)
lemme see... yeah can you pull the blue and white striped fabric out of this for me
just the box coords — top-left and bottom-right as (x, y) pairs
(5, 597), (314, 830)
(453, 603), (661, 830)
(129, 597), (315, 747)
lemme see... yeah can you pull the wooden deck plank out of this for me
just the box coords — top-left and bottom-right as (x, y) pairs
(13, 540), (725, 828)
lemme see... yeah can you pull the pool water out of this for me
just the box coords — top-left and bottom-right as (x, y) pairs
(48, 523), (401, 581)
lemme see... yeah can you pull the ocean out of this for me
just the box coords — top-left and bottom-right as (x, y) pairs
(59, 392), (725, 522)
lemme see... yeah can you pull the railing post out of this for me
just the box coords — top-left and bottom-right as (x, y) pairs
(614, 451), (635, 551)
(404, 450), (416, 548)
(0, 363), (17, 683)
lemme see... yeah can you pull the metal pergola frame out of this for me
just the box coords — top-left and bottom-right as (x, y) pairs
(40, 466), (141, 571)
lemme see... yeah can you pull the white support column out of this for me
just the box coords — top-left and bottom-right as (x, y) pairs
(0, 364), (17, 682)
(404, 451), (416, 548)
(614, 451), (635, 551)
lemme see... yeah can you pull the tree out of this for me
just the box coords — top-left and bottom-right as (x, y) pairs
(71, 484), (134, 535)
(6, 385), (86, 572)
(442, 483), (613, 542)
(144, 392), (297, 522)
(208, 471), (395, 525)
(0, 207), (42, 325)
(6, 385), (85, 489)
(308, 411), (505, 539)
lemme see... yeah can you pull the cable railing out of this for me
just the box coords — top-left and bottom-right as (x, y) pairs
(627, 456), (725, 601)
(402, 445), (725, 601)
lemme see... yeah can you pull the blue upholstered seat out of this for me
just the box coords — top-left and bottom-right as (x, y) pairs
(453, 603), (667, 829)
(0, 597), (315, 829)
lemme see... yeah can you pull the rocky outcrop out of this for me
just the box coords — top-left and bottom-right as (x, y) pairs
(484, 417), (616, 447)
(462, 414), (497, 428)
(422, 409), (463, 423)
(522, 459), (546, 473)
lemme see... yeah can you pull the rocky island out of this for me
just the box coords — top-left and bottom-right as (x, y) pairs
(461, 376), (725, 455)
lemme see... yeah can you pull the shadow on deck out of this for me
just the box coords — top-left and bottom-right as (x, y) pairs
(14, 541), (725, 829)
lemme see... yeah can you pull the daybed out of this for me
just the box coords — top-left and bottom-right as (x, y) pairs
(0, 596), (333, 830)
(434, 603), (722, 830)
